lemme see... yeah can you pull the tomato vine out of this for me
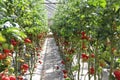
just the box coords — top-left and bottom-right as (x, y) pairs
(51, 0), (120, 80)
(0, 0), (48, 80)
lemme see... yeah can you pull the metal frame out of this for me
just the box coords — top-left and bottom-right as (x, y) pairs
(46, 4), (56, 10)
(41, 0), (64, 4)
(44, 0), (62, 18)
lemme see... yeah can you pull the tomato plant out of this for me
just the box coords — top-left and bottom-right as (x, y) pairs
(0, 0), (48, 80)
(51, 0), (120, 80)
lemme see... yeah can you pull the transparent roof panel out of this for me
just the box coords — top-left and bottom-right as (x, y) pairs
(45, 0), (58, 19)
(45, 0), (58, 3)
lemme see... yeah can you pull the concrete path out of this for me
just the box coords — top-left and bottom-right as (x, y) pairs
(25, 37), (65, 80)
(41, 38), (64, 80)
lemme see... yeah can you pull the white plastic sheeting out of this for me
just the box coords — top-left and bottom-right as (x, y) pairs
(45, 0), (58, 19)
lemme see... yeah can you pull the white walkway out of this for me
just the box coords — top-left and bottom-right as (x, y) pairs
(26, 37), (65, 80)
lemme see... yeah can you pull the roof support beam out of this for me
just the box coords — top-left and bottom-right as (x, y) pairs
(41, 0), (64, 4)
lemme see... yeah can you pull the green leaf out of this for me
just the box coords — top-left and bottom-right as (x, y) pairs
(72, 65), (79, 71)
(2, 27), (27, 42)
(0, 32), (6, 42)
(99, 0), (106, 8)
(114, 4), (120, 12)
(116, 58), (120, 63)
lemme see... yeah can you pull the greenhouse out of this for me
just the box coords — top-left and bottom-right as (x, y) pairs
(0, 0), (120, 80)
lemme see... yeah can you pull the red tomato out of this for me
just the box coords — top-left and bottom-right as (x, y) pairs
(39, 61), (42, 64)
(0, 53), (3, 60)
(81, 53), (89, 62)
(21, 63), (29, 70)
(37, 53), (40, 56)
(68, 48), (75, 54)
(17, 76), (23, 80)
(81, 31), (86, 36)
(89, 67), (95, 75)
(0, 72), (5, 78)
(1, 54), (7, 59)
(24, 38), (31, 43)
(3, 49), (10, 54)
(9, 75), (16, 80)
(56, 66), (59, 70)
(61, 60), (65, 64)
(62, 70), (68, 74)
(36, 47), (39, 51)
(11, 41), (17, 46)
(63, 74), (68, 78)
(63, 41), (69, 46)
(114, 69), (120, 80)
(2, 76), (10, 80)
(90, 53), (95, 58)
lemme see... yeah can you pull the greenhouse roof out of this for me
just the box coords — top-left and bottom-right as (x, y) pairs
(45, 0), (58, 19)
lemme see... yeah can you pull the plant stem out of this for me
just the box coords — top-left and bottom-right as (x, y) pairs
(109, 21), (115, 80)
(88, 54), (90, 80)
(94, 40), (98, 80)
(78, 52), (81, 80)
(15, 47), (18, 77)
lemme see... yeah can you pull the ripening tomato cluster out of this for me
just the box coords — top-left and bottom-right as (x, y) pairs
(10, 39), (18, 46)
(53, 28), (118, 80)
(62, 70), (68, 78)
(81, 31), (91, 50)
(24, 38), (32, 43)
(81, 53), (95, 62)
(0, 25), (42, 79)
(61, 60), (68, 79)
(0, 31), (46, 79)
(89, 67), (95, 75)
(0, 37), (32, 79)
(54, 60), (69, 79)
(0, 71), (16, 80)
(81, 31), (89, 40)
(81, 53), (89, 62)
(0, 0), (48, 80)
(114, 69), (120, 80)
(21, 64), (29, 74)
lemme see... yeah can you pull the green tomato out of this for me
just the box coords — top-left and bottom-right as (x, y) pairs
(9, 67), (15, 73)
(114, 52), (120, 57)
(9, 44), (14, 50)
(4, 58), (11, 65)
(98, 67), (102, 73)
(2, 43), (9, 49)
(65, 78), (71, 80)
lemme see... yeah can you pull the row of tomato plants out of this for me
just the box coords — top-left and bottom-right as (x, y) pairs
(0, 0), (48, 80)
(51, 0), (120, 80)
